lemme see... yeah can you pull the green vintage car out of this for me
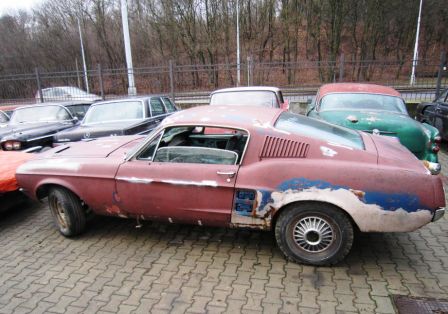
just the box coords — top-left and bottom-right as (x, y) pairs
(307, 83), (441, 174)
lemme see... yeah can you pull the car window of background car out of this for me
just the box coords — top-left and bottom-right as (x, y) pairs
(320, 93), (407, 113)
(10, 106), (71, 124)
(66, 104), (90, 120)
(162, 97), (177, 112)
(210, 91), (277, 107)
(275, 112), (364, 150)
(436, 89), (448, 102)
(150, 98), (166, 116)
(83, 101), (144, 124)
(0, 111), (8, 123)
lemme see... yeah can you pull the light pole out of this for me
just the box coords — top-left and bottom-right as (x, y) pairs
(410, 0), (423, 86)
(121, 0), (137, 96)
(77, 17), (89, 93)
(236, 0), (241, 86)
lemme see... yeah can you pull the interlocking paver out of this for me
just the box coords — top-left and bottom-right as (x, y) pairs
(1, 149), (448, 313)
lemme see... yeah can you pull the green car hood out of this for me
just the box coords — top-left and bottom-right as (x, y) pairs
(318, 110), (429, 157)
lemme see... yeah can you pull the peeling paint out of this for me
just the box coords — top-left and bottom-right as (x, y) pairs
(320, 146), (338, 157)
(231, 178), (434, 232)
(106, 205), (128, 218)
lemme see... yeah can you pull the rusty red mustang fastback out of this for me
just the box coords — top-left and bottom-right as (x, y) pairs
(16, 106), (446, 265)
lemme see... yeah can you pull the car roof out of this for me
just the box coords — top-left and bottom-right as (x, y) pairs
(211, 86), (281, 95)
(318, 83), (401, 97)
(15, 101), (94, 110)
(91, 95), (169, 106)
(162, 105), (282, 130)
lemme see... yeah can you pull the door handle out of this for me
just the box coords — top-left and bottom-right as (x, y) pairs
(217, 171), (236, 178)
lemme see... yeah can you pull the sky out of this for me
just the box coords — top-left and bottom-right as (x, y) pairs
(0, 0), (44, 15)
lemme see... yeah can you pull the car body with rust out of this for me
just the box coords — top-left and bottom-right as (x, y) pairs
(307, 83), (441, 174)
(16, 106), (445, 265)
(53, 96), (178, 144)
(210, 86), (289, 110)
(415, 88), (448, 140)
(0, 101), (92, 152)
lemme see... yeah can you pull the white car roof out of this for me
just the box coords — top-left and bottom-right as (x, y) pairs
(210, 86), (281, 95)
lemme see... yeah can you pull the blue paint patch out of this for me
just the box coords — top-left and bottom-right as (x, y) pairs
(277, 178), (428, 213)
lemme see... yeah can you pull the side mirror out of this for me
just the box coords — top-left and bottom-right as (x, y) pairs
(72, 116), (79, 124)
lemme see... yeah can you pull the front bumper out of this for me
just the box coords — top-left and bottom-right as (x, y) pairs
(432, 207), (445, 222)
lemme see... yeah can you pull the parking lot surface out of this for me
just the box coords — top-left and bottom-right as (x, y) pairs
(1, 152), (448, 314)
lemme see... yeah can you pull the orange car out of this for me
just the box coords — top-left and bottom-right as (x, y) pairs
(0, 151), (33, 212)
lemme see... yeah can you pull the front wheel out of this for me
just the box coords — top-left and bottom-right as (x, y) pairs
(48, 187), (86, 237)
(275, 202), (353, 266)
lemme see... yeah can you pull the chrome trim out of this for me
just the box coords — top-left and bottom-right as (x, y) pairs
(432, 208), (445, 222)
(116, 177), (154, 184)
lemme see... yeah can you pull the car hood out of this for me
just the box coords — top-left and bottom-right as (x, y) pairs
(0, 122), (76, 142)
(318, 110), (428, 155)
(40, 135), (145, 159)
(54, 120), (142, 142)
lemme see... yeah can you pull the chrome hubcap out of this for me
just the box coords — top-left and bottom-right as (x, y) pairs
(293, 216), (334, 252)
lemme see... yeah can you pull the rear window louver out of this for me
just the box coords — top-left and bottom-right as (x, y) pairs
(260, 135), (309, 159)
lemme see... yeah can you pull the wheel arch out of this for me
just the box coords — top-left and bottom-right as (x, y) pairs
(35, 179), (82, 201)
(271, 200), (360, 232)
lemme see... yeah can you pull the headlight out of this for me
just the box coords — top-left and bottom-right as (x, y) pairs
(3, 141), (21, 151)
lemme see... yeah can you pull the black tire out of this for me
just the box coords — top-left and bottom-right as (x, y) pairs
(274, 202), (353, 266)
(48, 187), (86, 237)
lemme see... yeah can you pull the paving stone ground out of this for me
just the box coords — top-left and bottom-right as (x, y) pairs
(1, 150), (448, 314)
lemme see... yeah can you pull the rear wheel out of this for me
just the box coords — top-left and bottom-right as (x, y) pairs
(275, 202), (353, 266)
(48, 187), (86, 237)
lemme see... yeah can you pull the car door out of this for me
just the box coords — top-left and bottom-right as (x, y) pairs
(115, 126), (244, 226)
(432, 89), (448, 135)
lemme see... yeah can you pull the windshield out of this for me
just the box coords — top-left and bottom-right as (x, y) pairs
(10, 105), (72, 124)
(0, 111), (9, 123)
(210, 91), (278, 107)
(83, 101), (144, 125)
(275, 112), (364, 150)
(320, 93), (407, 113)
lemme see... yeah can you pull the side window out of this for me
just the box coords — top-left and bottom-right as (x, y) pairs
(67, 105), (88, 120)
(149, 126), (248, 165)
(162, 97), (177, 113)
(436, 89), (448, 103)
(0, 111), (8, 123)
(150, 98), (166, 116)
(138, 133), (163, 160)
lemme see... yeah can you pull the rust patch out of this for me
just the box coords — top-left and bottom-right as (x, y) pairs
(349, 189), (366, 201)
(106, 205), (128, 218)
